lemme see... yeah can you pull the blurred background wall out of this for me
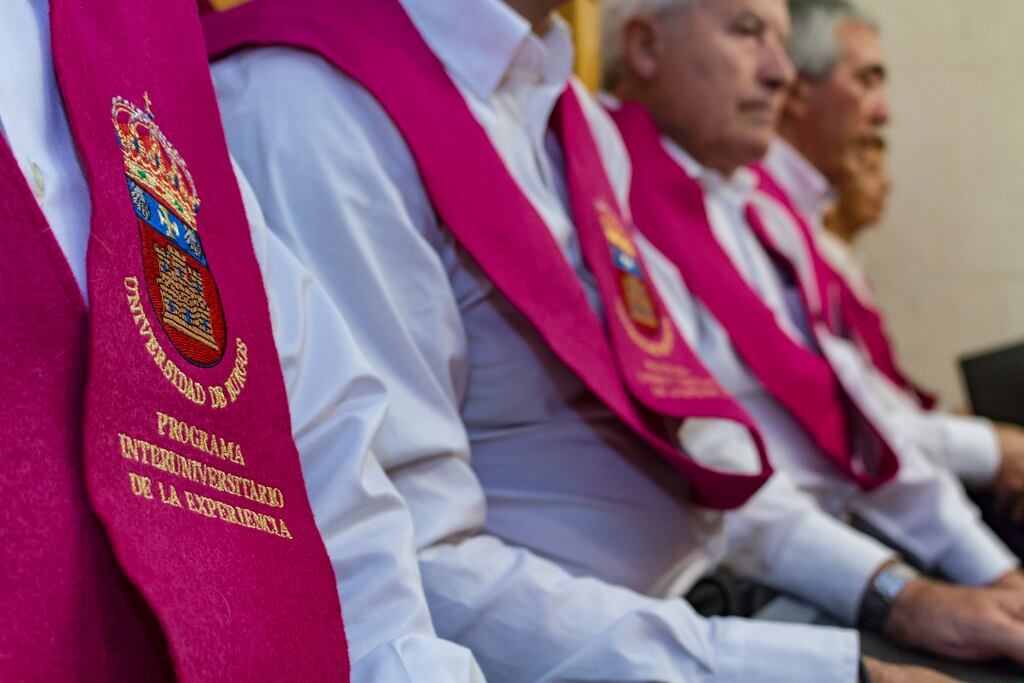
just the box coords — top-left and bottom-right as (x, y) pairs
(855, 0), (1024, 406)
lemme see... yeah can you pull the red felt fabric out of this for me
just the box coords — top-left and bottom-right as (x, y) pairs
(0, 0), (350, 679)
(0, 111), (174, 682)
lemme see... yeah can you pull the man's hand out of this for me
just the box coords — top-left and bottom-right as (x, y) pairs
(863, 657), (960, 683)
(885, 576), (1024, 664)
(994, 423), (1024, 517)
(991, 569), (1024, 593)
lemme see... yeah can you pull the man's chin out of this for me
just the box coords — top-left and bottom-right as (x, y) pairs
(736, 137), (774, 167)
(707, 135), (773, 174)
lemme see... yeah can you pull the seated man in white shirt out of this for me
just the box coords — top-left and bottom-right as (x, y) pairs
(769, 0), (1024, 501)
(831, 132), (1024, 559)
(0, 0), (484, 679)
(602, 0), (1024, 672)
(208, 0), (1018, 680)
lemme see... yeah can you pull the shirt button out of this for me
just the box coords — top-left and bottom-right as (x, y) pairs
(30, 162), (45, 199)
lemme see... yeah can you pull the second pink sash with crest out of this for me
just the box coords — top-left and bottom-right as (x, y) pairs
(202, 0), (772, 509)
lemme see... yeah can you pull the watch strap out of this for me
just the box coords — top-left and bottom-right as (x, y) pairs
(858, 561), (920, 632)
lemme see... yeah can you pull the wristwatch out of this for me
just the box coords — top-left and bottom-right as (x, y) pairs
(858, 560), (921, 632)
(859, 658), (872, 683)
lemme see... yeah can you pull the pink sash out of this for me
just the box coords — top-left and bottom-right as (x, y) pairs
(202, 0), (772, 509)
(1, 1), (349, 679)
(751, 167), (937, 409)
(838, 283), (938, 409)
(612, 102), (899, 489)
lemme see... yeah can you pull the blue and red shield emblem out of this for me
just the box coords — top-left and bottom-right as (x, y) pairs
(114, 96), (227, 367)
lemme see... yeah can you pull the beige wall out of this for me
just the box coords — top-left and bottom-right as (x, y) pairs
(853, 0), (1024, 406)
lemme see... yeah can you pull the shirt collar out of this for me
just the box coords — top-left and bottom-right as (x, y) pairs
(763, 138), (835, 220)
(399, 0), (574, 102)
(660, 135), (758, 199)
(815, 228), (872, 300)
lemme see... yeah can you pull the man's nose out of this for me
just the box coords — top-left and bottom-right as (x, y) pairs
(761, 39), (795, 91)
(869, 88), (891, 127)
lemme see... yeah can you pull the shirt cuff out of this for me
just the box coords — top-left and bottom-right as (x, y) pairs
(709, 617), (860, 683)
(762, 509), (895, 624)
(933, 415), (1001, 488)
(936, 519), (1018, 586)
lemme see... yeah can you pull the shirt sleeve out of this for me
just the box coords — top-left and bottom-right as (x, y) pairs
(816, 331), (1018, 586)
(234, 161), (485, 682)
(724, 472), (896, 624)
(216, 47), (862, 683)
(423, 534), (860, 683)
(907, 411), (1001, 488)
(855, 449), (1016, 586)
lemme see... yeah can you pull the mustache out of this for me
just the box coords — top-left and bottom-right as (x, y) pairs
(737, 98), (778, 112)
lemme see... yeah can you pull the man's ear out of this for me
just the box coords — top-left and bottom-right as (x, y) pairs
(621, 15), (662, 82)
(783, 77), (813, 122)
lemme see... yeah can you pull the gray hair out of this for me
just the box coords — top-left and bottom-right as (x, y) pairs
(787, 0), (879, 81)
(600, 0), (699, 90)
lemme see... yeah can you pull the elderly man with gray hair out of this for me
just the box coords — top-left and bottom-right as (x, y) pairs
(601, 0), (1024, 679)
(765, 0), (1024, 540)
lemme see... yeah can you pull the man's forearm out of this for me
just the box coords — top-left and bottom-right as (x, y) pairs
(420, 534), (861, 683)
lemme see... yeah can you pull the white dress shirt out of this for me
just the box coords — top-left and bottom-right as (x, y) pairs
(0, 2), (484, 680)
(764, 139), (1002, 487)
(816, 228), (873, 302)
(639, 135), (1014, 589)
(211, 1), (888, 680)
